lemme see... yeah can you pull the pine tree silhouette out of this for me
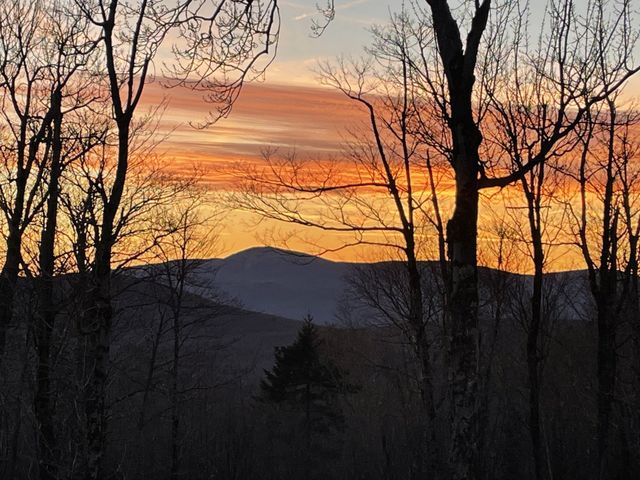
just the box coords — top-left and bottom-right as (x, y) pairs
(260, 316), (357, 478)
(261, 316), (351, 431)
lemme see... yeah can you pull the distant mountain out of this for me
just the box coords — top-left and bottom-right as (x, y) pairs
(138, 247), (592, 326)
(190, 247), (353, 324)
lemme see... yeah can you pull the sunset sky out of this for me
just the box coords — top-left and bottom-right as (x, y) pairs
(145, 1), (396, 261)
(142, 0), (640, 268)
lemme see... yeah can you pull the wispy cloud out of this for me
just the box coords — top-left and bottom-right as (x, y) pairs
(337, 0), (370, 11)
(140, 81), (370, 186)
(294, 12), (312, 21)
(292, 0), (370, 22)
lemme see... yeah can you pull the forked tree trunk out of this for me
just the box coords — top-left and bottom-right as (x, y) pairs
(423, 2), (490, 477)
(0, 101), (56, 360)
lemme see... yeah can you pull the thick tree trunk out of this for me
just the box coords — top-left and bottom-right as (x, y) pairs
(0, 225), (22, 358)
(422, 2), (490, 477)
(35, 91), (63, 480)
(84, 259), (113, 480)
(0, 165), (26, 358)
(594, 183), (618, 480)
(632, 270), (640, 472)
(84, 121), (129, 480)
(596, 298), (616, 480)
(0, 135), (26, 360)
(528, 251), (544, 480)
(446, 166), (480, 480)
(406, 253), (439, 478)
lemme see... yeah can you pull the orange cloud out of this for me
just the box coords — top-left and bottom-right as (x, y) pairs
(141, 81), (369, 185)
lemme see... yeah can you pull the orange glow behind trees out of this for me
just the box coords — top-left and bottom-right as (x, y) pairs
(138, 80), (639, 270)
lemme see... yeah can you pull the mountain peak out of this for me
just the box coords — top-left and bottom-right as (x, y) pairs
(223, 246), (335, 265)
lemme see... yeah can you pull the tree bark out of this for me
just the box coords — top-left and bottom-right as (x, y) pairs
(0, 224), (23, 358)
(596, 294), (617, 480)
(446, 165), (480, 480)
(527, 216), (545, 480)
(84, 260), (113, 480)
(84, 120), (130, 480)
(35, 89), (63, 480)
(406, 248), (439, 478)
(422, 2), (490, 477)
(0, 141), (27, 356)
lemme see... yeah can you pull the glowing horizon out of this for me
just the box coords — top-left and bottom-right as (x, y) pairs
(140, 80), (620, 273)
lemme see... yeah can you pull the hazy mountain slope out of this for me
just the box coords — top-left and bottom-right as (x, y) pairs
(192, 247), (353, 324)
(111, 274), (302, 380)
(136, 247), (592, 326)
(190, 248), (590, 325)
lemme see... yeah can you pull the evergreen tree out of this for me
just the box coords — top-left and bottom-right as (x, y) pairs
(261, 316), (352, 430)
(259, 316), (356, 478)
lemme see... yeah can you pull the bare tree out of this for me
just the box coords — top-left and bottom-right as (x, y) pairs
(567, 96), (640, 479)
(400, 2), (639, 477)
(151, 186), (221, 480)
(69, 1), (279, 477)
(29, 5), (102, 479)
(0, 0), (59, 359)
(481, 7), (579, 472)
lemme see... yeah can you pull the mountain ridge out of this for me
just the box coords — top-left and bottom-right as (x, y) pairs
(150, 246), (589, 325)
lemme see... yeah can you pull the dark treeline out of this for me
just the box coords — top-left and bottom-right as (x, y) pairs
(2, 258), (639, 480)
(1, 1), (640, 480)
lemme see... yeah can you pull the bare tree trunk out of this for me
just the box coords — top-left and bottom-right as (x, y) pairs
(528, 236), (544, 480)
(0, 139), (27, 356)
(84, 261), (113, 480)
(84, 121), (129, 480)
(0, 224), (23, 358)
(596, 295), (617, 480)
(444, 76), (484, 480)
(170, 308), (181, 480)
(631, 263), (640, 472)
(406, 250), (439, 478)
(422, 2), (490, 477)
(589, 105), (620, 480)
(521, 176), (546, 480)
(35, 89), (63, 480)
(0, 94), (57, 359)
(138, 313), (165, 430)
(446, 168), (480, 480)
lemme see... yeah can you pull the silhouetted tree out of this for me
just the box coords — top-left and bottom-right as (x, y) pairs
(260, 316), (355, 478)
(569, 96), (640, 479)
(69, 1), (278, 477)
